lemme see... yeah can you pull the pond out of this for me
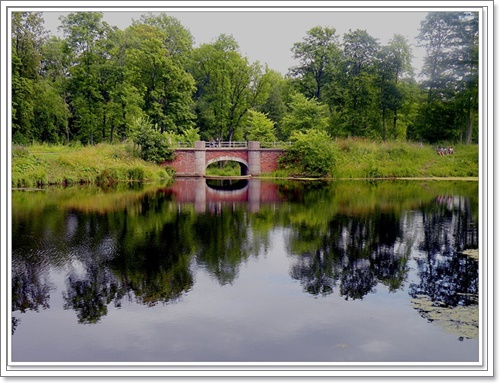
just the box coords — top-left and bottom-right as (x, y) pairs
(10, 178), (479, 363)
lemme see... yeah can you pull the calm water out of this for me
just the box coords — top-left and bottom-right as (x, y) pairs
(11, 179), (479, 363)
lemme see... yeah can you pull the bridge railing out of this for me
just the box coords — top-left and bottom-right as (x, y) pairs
(259, 141), (292, 148)
(175, 141), (291, 148)
(206, 141), (248, 148)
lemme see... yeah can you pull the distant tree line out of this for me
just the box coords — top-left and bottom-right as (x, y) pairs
(11, 11), (478, 146)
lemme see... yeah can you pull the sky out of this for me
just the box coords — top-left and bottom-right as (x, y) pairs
(41, 8), (429, 76)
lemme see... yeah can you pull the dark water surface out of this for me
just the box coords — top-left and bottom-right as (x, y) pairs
(11, 179), (479, 363)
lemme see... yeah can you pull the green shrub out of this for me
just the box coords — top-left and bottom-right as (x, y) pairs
(131, 117), (174, 163)
(280, 129), (335, 177)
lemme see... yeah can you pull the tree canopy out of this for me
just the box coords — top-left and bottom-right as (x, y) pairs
(11, 11), (479, 146)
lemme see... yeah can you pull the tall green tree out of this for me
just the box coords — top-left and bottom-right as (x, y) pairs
(124, 23), (196, 134)
(414, 12), (478, 143)
(376, 34), (414, 140)
(338, 29), (380, 137)
(244, 110), (277, 142)
(453, 12), (479, 144)
(256, 70), (290, 139)
(288, 26), (341, 102)
(137, 13), (194, 64)
(39, 36), (72, 142)
(11, 12), (48, 143)
(190, 34), (272, 141)
(59, 12), (109, 144)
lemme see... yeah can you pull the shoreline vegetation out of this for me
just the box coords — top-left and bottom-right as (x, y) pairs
(12, 140), (478, 189)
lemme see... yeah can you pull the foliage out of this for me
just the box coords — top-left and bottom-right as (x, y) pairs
(280, 129), (336, 177)
(124, 22), (196, 133)
(11, 11), (479, 148)
(280, 93), (330, 138)
(189, 34), (272, 142)
(11, 12), (48, 143)
(163, 126), (201, 146)
(131, 117), (174, 163)
(244, 110), (277, 142)
(412, 12), (479, 144)
(206, 162), (241, 177)
(288, 26), (340, 102)
(137, 12), (194, 64)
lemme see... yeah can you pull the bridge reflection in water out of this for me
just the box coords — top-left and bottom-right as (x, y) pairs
(161, 178), (281, 213)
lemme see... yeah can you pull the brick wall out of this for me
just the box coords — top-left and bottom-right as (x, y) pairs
(260, 149), (285, 173)
(163, 147), (284, 175)
(162, 149), (196, 174)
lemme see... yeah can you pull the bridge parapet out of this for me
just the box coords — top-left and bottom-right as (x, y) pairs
(175, 141), (291, 149)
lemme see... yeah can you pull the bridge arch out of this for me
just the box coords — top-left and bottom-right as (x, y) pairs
(206, 156), (249, 176)
(163, 141), (285, 177)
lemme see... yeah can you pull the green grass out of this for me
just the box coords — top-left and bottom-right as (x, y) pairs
(12, 142), (172, 188)
(331, 139), (478, 179)
(205, 161), (241, 177)
(271, 138), (478, 179)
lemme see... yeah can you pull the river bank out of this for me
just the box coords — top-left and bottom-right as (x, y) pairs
(276, 139), (479, 179)
(12, 142), (171, 188)
(11, 140), (479, 188)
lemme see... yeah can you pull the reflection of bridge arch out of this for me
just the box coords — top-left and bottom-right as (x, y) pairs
(205, 179), (248, 191)
(205, 156), (249, 176)
(205, 180), (249, 203)
(161, 178), (281, 213)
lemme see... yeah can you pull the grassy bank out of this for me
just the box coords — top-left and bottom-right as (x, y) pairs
(333, 139), (478, 179)
(12, 142), (171, 188)
(12, 139), (479, 187)
(273, 139), (479, 179)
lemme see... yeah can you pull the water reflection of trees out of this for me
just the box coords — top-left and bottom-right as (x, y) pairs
(64, 264), (125, 324)
(286, 183), (478, 303)
(11, 190), (258, 328)
(11, 207), (60, 334)
(11, 181), (479, 331)
(407, 196), (479, 339)
(409, 196), (479, 308)
(193, 208), (253, 285)
(12, 192), (197, 327)
(289, 212), (409, 300)
(11, 257), (53, 334)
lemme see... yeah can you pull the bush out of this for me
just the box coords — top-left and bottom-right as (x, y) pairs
(280, 129), (335, 177)
(131, 117), (174, 163)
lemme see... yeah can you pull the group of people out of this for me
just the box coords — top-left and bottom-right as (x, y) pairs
(209, 137), (221, 147)
(436, 146), (454, 156)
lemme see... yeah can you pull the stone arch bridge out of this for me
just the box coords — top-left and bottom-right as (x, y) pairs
(162, 141), (286, 177)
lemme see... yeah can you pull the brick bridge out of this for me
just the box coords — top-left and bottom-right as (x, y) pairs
(162, 141), (286, 177)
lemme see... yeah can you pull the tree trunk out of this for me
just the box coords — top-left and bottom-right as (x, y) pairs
(465, 100), (473, 144)
(393, 108), (398, 139)
(381, 107), (386, 141)
(110, 124), (114, 144)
